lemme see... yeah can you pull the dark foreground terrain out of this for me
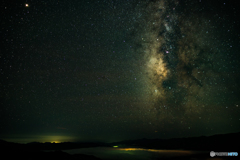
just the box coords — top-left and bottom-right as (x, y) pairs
(0, 140), (106, 160)
(1, 132), (239, 160)
(110, 132), (240, 151)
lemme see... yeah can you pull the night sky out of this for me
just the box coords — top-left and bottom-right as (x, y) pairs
(1, 0), (240, 144)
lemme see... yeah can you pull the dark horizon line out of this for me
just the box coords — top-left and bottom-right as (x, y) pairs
(1, 131), (239, 145)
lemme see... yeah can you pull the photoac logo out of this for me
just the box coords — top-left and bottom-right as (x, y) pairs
(210, 151), (215, 157)
(210, 151), (238, 157)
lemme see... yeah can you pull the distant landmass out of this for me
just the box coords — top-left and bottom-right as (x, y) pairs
(110, 132), (240, 151)
(1, 132), (239, 159)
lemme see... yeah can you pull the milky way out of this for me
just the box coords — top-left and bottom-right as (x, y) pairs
(130, 0), (237, 125)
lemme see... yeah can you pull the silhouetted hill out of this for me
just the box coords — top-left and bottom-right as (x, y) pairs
(0, 140), (110, 150)
(0, 140), (106, 160)
(1, 132), (239, 159)
(111, 132), (240, 151)
(26, 141), (110, 150)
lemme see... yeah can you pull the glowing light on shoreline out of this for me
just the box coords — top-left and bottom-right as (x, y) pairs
(116, 148), (193, 154)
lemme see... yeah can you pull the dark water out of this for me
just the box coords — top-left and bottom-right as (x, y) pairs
(62, 147), (221, 160)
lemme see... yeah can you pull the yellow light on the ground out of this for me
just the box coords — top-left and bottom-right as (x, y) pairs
(51, 141), (61, 143)
(113, 146), (118, 148)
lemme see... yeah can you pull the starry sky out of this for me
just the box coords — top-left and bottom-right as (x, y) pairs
(1, 0), (240, 143)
